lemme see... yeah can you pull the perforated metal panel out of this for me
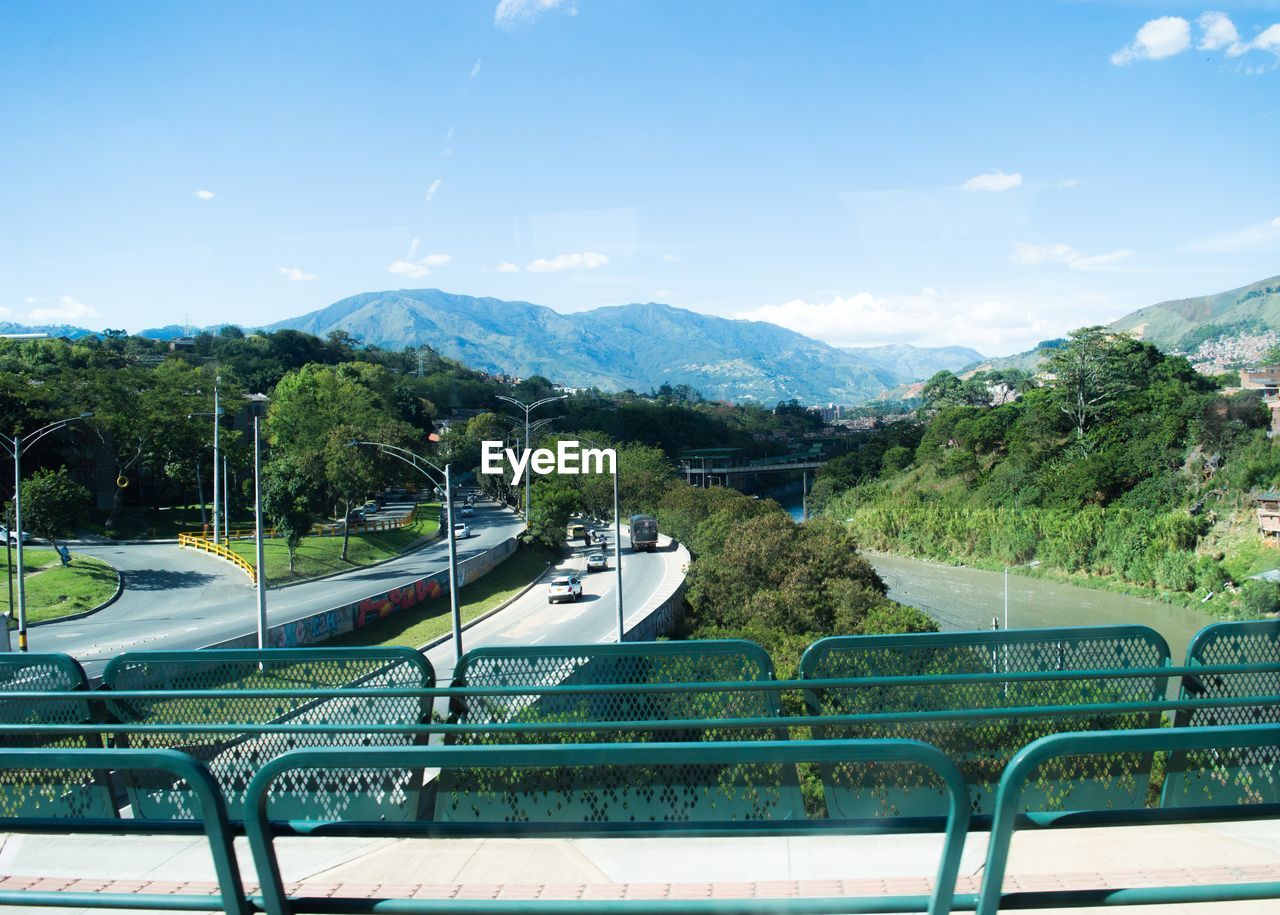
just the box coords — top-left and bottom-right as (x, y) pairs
(0, 653), (116, 818)
(1163, 619), (1280, 807)
(435, 640), (804, 822)
(800, 626), (1172, 818)
(103, 648), (434, 821)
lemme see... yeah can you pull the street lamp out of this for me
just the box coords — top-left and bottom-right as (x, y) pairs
(246, 394), (270, 649)
(0, 411), (94, 652)
(576, 435), (625, 642)
(186, 377), (224, 543)
(495, 394), (567, 520)
(348, 440), (463, 664)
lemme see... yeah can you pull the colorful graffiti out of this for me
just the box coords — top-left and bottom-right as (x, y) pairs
(268, 608), (351, 648)
(353, 575), (446, 629)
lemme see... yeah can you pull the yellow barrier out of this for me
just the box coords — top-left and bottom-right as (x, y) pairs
(177, 532), (258, 583)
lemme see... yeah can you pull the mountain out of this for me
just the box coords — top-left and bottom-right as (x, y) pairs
(269, 289), (978, 404)
(0, 321), (97, 339)
(1110, 274), (1280, 351)
(845, 343), (984, 380)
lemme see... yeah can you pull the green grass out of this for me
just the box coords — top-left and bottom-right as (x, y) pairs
(1, 548), (119, 625)
(222, 509), (442, 586)
(326, 544), (553, 648)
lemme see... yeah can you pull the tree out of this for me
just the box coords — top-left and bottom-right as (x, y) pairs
(1045, 327), (1135, 444)
(262, 457), (314, 574)
(525, 478), (579, 549)
(13, 467), (90, 545)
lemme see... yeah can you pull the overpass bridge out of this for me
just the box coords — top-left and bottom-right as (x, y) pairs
(679, 446), (828, 517)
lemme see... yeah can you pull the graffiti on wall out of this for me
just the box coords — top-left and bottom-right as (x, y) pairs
(269, 607), (351, 648)
(353, 574), (446, 629)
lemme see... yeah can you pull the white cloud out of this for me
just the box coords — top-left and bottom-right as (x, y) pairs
(23, 296), (39, 305)
(735, 289), (1057, 352)
(494, 0), (576, 30)
(1255, 24), (1280, 56)
(654, 289), (672, 299)
(1013, 242), (1080, 265)
(389, 259), (431, 279)
(962, 169), (1022, 192)
(662, 253), (679, 262)
(424, 178), (443, 203)
(1187, 217), (1280, 252)
(29, 295), (98, 324)
(194, 189), (216, 201)
(469, 59), (482, 79)
(497, 261), (521, 272)
(278, 266), (316, 282)
(423, 253), (452, 267)
(1012, 242), (1133, 271)
(526, 251), (608, 272)
(1198, 11), (1244, 54)
(1112, 16), (1192, 65)
(1055, 178), (1081, 189)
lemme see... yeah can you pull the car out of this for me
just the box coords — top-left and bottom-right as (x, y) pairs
(547, 575), (583, 603)
(460, 505), (475, 517)
(361, 499), (380, 514)
(452, 522), (470, 539)
(345, 509), (366, 525)
(570, 524), (587, 541)
(586, 553), (607, 572)
(0, 525), (32, 546)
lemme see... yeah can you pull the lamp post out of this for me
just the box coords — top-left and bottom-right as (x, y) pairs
(187, 381), (225, 542)
(246, 394), (270, 649)
(495, 394), (567, 519)
(348, 440), (463, 664)
(1, 412), (94, 652)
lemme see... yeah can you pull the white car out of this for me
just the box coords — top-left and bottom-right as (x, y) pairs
(460, 506), (475, 517)
(586, 553), (607, 572)
(452, 522), (470, 539)
(0, 526), (31, 546)
(547, 575), (583, 603)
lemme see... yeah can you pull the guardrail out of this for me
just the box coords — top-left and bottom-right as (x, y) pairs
(177, 532), (257, 582)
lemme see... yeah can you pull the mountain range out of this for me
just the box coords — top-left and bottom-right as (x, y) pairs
(1109, 274), (1280, 351)
(266, 290), (982, 404)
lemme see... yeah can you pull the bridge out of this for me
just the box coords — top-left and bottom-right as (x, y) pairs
(679, 445), (827, 489)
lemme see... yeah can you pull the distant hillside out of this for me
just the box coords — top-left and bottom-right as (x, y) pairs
(269, 289), (977, 404)
(846, 343), (983, 380)
(1110, 274), (1280, 352)
(0, 321), (97, 340)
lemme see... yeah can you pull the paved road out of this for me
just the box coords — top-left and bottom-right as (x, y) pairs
(426, 524), (684, 681)
(29, 500), (525, 678)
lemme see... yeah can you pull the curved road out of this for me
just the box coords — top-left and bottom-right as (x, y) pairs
(29, 501), (524, 677)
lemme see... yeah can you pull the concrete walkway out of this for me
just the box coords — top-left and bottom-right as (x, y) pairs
(1, 819), (1276, 913)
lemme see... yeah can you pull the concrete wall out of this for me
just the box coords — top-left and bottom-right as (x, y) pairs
(620, 535), (691, 642)
(207, 536), (519, 650)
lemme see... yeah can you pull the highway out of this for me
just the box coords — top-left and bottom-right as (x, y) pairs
(426, 523), (684, 681)
(28, 500), (525, 678)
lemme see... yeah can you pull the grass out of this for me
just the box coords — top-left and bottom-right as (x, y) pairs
(326, 544), (553, 648)
(1, 548), (119, 625)
(223, 509), (441, 586)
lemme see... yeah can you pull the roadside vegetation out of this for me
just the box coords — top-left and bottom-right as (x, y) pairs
(2, 548), (118, 624)
(814, 328), (1280, 618)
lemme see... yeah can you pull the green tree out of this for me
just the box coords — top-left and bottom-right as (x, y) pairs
(1045, 327), (1136, 443)
(11, 467), (90, 546)
(262, 457), (314, 574)
(525, 478), (580, 550)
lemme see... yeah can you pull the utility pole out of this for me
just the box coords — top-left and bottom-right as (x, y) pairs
(495, 394), (567, 520)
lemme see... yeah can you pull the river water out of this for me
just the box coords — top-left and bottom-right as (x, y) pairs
(779, 495), (1216, 661)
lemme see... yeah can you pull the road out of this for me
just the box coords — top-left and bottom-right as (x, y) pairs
(28, 500), (525, 678)
(426, 524), (684, 681)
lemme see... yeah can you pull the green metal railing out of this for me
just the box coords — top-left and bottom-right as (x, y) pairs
(242, 739), (971, 915)
(0, 748), (250, 915)
(976, 724), (1280, 914)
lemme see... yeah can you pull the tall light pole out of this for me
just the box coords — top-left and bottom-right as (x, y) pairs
(576, 435), (625, 642)
(1, 412), (94, 652)
(187, 380), (225, 543)
(246, 394), (270, 649)
(348, 440), (463, 664)
(495, 394), (567, 520)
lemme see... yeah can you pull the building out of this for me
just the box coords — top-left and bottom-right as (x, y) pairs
(1255, 491), (1280, 540)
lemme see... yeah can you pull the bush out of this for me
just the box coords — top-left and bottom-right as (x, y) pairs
(1240, 579), (1280, 616)
(859, 603), (939, 635)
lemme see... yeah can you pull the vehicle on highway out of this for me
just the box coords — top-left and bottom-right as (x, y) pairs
(547, 574), (583, 603)
(586, 553), (607, 572)
(345, 509), (366, 525)
(570, 523), (587, 542)
(629, 514), (659, 552)
(452, 521), (470, 539)
(0, 525), (32, 546)
(361, 499), (380, 514)
(460, 506), (475, 517)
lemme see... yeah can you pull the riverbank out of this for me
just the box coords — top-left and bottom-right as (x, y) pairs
(863, 550), (1220, 662)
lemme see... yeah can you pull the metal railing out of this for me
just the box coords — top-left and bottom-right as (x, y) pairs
(177, 531), (257, 582)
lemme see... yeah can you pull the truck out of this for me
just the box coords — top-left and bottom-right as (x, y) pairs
(629, 514), (659, 552)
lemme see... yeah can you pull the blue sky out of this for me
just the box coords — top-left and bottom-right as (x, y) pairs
(2, 0), (1279, 355)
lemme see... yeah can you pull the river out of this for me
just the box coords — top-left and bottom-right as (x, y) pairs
(778, 495), (1216, 661)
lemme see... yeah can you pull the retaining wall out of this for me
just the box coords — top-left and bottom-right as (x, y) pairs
(207, 536), (519, 650)
(620, 535), (691, 642)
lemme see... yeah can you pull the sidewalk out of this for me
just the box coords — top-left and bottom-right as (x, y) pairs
(2, 819), (1277, 913)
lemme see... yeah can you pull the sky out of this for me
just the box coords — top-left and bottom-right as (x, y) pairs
(2, 0), (1279, 357)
